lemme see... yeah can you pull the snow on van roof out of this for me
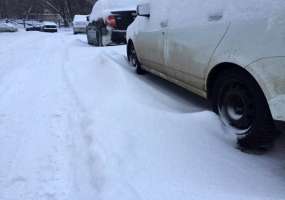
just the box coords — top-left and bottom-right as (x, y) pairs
(73, 15), (88, 22)
(162, 1), (283, 17)
(132, 0), (285, 28)
(90, 0), (138, 21)
(128, 0), (285, 54)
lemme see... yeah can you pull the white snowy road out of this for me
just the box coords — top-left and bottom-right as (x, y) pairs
(0, 30), (285, 200)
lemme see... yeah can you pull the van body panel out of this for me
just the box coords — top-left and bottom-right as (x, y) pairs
(127, 1), (285, 122)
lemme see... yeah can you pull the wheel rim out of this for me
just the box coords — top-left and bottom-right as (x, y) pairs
(129, 45), (137, 67)
(218, 81), (256, 135)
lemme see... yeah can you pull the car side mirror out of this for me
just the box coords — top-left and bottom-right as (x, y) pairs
(87, 16), (90, 22)
(137, 3), (150, 18)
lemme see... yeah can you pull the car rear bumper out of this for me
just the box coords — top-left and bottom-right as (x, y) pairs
(73, 27), (86, 33)
(269, 95), (285, 121)
(26, 28), (41, 31)
(42, 28), (57, 32)
(111, 30), (127, 43)
(246, 57), (285, 122)
(0, 28), (17, 32)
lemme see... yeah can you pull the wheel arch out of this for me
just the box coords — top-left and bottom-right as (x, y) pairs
(127, 39), (134, 61)
(206, 62), (267, 101)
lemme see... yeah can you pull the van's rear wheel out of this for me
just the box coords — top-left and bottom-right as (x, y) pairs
(128, 42), (145, 75)
(87, 33), (92, 45)
(212, 68), (278, 150)
(96, 30), (103, 46)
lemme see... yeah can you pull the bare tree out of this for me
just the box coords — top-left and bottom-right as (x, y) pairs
(1, 0), (95, 25)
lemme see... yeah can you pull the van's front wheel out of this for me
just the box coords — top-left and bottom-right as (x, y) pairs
(127, 42), (145, 75)
(96, 30), (103, 46)
(212, 68), (278, 150)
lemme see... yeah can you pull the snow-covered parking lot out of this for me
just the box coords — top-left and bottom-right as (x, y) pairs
(0, 30), (285, 200)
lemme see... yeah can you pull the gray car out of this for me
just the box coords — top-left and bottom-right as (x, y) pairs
(0, 22), (18, 32)
(86, 19), (106, 46)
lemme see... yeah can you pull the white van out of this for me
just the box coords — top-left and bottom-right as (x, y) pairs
(73, 15), (88, 34)
(127, 1), (285, 149)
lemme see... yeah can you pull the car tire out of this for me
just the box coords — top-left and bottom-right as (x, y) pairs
(97, 30), (104, 47)
(211, 68), (278, 150)
(127, 42), (145, 75)
(87, 34), (91, 45)
(87, 31), (92, 45)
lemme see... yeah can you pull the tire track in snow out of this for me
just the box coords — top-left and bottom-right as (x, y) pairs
(0, 36), (55, 195)
(60, 38), (118, 199)
(0, 33), (78, 200)
(60, 40), (143, 200)
(50, 34), (116, 199)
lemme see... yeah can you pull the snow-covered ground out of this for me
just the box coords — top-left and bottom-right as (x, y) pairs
(0, 30), (285, 200)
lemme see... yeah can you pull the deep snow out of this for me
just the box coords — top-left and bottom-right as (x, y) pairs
(0, 30), (285, 200)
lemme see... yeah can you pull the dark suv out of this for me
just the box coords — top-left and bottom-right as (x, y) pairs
(87, 7), (137, 46)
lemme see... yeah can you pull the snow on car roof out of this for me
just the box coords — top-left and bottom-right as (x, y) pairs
(42, 21), (57, 26)
(0, 22), (16, 28)
(90, 0), (138, 21)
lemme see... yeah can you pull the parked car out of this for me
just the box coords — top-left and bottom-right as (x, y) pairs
(0, 22), (18, 32)
(127, 1), (285, 149)
(41, 21), (58, 33)
(87, 0), (137, 46)
(26, 24), (42, 31)
(73, 15), (88, 34)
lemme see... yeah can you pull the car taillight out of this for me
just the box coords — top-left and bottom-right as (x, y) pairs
(106, 15), (116, 28)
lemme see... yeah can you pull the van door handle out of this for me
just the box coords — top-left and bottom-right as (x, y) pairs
(160, 20), (168, 28)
